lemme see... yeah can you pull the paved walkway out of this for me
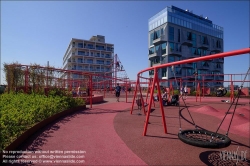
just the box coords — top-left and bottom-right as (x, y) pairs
(17, 96), (249, 165)
(18, 98), (146, 165)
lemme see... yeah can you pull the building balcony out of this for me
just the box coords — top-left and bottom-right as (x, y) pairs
(153, 35), (167, 45)
(211, 47), (222, 53)
(96, 62), (105, 65)
(84, 46), (95, 49)
(181, 38), (192, 46)
(197, 43), (209, 49)
(168, 48), (182, 56)
(105, 55), (112, 59)
(148, 53), (158, 59)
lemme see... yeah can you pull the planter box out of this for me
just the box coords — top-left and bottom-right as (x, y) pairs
(1, 105), (86, 160)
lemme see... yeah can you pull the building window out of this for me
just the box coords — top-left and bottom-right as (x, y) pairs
(161, 43), (166, 55)
(155, 45), (160, 53)
(175, 67), (182, 74)
(78, 43), (83, 48)
(154, 29), (161, 40)
(187, 32), (192, 40)
(162, 68), (167, 77)
(192, 33), (196, 46)
(198, 35), (201, 44)
(192, 47), (197, 55)
(87, 44), (94, 49)
(150, 33), (154, 46)
(175, 43), (179, 51)
(216, 63), (221, 68)
(178, 29), (180, 42)
(86, 59), (93, 64)
(97, 60), (104, 64)
(149, 70), (154, 76)
(105, 54), (111, 58)
(96, 45), (104, 50)
(78, 51), (85, 55)
(77, 58), (83, 63)
(169, 42), (174, 51)
(193, 63), (197, 69)
(168, 55), (175, 62)
(197, 49), (201, 56)
(212, 39), (215, 48)
(153, 57), (160, 64)
(202, 36), (209, 45)
(187, 69), (194, 75)
(203, 49), (206, 56)
(169, 26), (174, 41)
(149, 47), (155, 55)
(216, 40), (221, 48)
(202, 61), (209, 67)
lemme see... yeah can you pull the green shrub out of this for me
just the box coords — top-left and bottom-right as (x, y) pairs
(0, 92), (84, 150)
(174, 90), (180, 95)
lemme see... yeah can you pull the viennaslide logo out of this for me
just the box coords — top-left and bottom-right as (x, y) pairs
(219, 146), (248, 164)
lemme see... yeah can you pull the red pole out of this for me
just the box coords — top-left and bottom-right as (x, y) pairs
(130, 76), (139, 114)
(138, 75), (146, 115)
(143, 68), (157, 136)
(230, 74), (233, 102)
(155, 72), (167, 134)
(145, 78), (151, 103)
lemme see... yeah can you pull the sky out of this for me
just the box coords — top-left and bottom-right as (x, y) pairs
(1, 1), (249, 85)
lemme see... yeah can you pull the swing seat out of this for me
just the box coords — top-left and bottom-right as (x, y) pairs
(178, 129), (231, 148)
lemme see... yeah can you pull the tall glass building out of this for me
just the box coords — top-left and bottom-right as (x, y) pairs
(148, 5), (224, 88)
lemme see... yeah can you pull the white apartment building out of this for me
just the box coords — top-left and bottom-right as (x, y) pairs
(62, 35), (114, 88)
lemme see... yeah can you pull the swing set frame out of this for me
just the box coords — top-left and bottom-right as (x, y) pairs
(130, 48), (250, 137)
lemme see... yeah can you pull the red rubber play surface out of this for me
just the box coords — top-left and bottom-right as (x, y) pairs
(17, 95), (250, 165)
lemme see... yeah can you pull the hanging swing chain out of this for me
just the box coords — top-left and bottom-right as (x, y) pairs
(171, 66), (182, 131)
(171, 66), (197, 131)
(215, 67), (250, 136)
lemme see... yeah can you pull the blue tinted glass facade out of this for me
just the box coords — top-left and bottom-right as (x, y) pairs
(148, 5), (223, 39)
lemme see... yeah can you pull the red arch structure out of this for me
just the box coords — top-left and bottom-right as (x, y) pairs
(130, 48), (250, 136)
